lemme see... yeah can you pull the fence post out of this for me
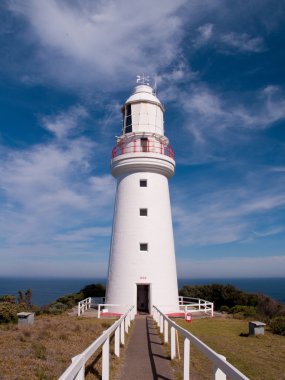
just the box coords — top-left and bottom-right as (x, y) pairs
(171, 326), (176, 359)
(184, 338), (190, 380)
(98, 305), (101, 319)
(125, 316), (128, 333)
(78, 303), (81, 317)
(71, 354), (84, 380)
(121, 319), (125, 345)
(164, 320), (168, 344)
(115, 326), (120, 357)
(212, 303), (214, 317)
(160, 315), (163, 334)
(102, 336), (110, 380)
(213, 355), (227, 380)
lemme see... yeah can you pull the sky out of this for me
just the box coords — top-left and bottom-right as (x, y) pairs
(0, 0), (284, 279)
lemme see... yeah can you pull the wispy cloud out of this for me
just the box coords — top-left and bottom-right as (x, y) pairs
(172, 167), (285, 246)
(41, 105), (89, 139)
(220, 32), (266, 53)
(6, 0), (186, 89)
(0, 105), (115, 275)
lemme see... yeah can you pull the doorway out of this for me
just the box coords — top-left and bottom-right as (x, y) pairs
(137, 284), (149, 313)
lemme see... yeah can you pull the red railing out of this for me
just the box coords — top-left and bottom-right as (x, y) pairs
(112, 141), (174, 159)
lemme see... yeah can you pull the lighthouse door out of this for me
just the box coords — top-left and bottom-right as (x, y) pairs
(137, 285), (149, 313)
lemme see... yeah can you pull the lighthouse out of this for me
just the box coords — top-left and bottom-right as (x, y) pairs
(106, 76), (179, 314)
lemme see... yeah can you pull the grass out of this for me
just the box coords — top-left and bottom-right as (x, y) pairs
(171, 317), (285, 380)
(0, 313), (115, 380)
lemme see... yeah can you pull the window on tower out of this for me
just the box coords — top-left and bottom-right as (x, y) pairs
(141, 138), (148, 152)
(125, 104), (132, 133)
(140, 179), (147, 187)
(140, 243), (148, 252)
(140, 208), (148, 216)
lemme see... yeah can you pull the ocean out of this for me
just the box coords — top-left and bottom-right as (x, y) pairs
(0, 277), (284, 306)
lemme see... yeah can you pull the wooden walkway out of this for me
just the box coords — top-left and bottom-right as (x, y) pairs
(117, 315), (175, 380)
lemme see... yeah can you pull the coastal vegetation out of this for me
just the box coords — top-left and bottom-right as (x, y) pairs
(179, 283), (285, 334)
(0, 314), (113, 380)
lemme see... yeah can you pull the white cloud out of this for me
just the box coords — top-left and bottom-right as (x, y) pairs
(7, 0), (186, 88)
(172, 169), (285, 246)
(194, 23), (214, 47)
(41, 105), (89, 138)
(0, 105), (116, 275)
(220, 32), (266, 53)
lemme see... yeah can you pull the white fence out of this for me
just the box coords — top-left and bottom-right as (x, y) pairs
(78, 298), (91, 316)
(153, 306), (249, 380)
(179, 296), (214, 317)
(59, 306), (135, 380)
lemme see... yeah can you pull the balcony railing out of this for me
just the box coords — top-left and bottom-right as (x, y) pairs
(112, 141), (174, 159)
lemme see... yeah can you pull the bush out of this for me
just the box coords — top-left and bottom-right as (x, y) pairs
(270, 317), (285, 336)
(56, 292), (84, 308)
(179, 284), (258, 310)
(47, 302), (68, 315)
(230, 305), (258, 318)
(220, 305), (230, 313)
(0, 295), (16, 303)
(0, 302), (18, 323)
(80, 283), (106, 298)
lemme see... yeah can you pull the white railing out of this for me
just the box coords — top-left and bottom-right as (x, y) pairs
(59, 306), (135, 380)
(179, 296), (214, 317)
(153, 306), (249, 380)
(78, 298), (92, 316)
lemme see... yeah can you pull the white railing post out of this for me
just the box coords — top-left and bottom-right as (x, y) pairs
(102, 336), (109, 380)
(171, 326), (176, 359)
(121, 319), (125, 345)
(78, 304), (81, 317)
(164, 320), (168, 344)
(212, 303), (214, 317)
(213, 355), (227, 380)
(125, 316), (128, 333)
(160, 314), (163, 334)
(115, 326), (120, 357)
(72, 354), (85, 380)
(184, 338), (190, 380)
(199, 299), (201, 311)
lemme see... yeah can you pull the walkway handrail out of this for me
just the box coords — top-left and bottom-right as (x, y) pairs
(59, 305), (135, 380)
(178, 296), (214, 317)
(153, 306), (249, 380)
(78, 297), (91, 316)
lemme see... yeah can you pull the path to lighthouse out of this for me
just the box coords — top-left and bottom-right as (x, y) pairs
(117, 315), (175, 380)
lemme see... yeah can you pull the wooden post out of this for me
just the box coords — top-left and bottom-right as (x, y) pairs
(213, 355), (227, 380)
(176, 330), (181, 360)
(171, 327), (176, 359)
(184, 338), (190, 380)
(160, 314), (163, 334)
(164, 320), (168, 344)
(102, 337), (110, 380)
(115, 326), (120, 357)
(121, 319), (125, 345)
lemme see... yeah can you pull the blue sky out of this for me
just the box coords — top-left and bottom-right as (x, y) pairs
(0, 0), (284, 278)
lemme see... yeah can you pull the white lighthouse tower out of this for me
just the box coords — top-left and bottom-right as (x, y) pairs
(106, 76), (179, 314)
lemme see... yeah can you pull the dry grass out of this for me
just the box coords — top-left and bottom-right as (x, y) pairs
(0, 314), (114, 380)
(171, 317), (285, 380)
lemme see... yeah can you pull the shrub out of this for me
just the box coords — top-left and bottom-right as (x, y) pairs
(47, 302), (68, 315)
(80, 283), (106, 298)
(0, 295), (16, 303)
(0, 302), (18, 323)
(220, 305), (230, 313)
(270, 317), (285, 336)
(230, 305), (258, 318)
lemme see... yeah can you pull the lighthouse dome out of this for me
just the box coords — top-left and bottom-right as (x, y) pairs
(126, 85), (163, 107)
(122, 84), (164, 136)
